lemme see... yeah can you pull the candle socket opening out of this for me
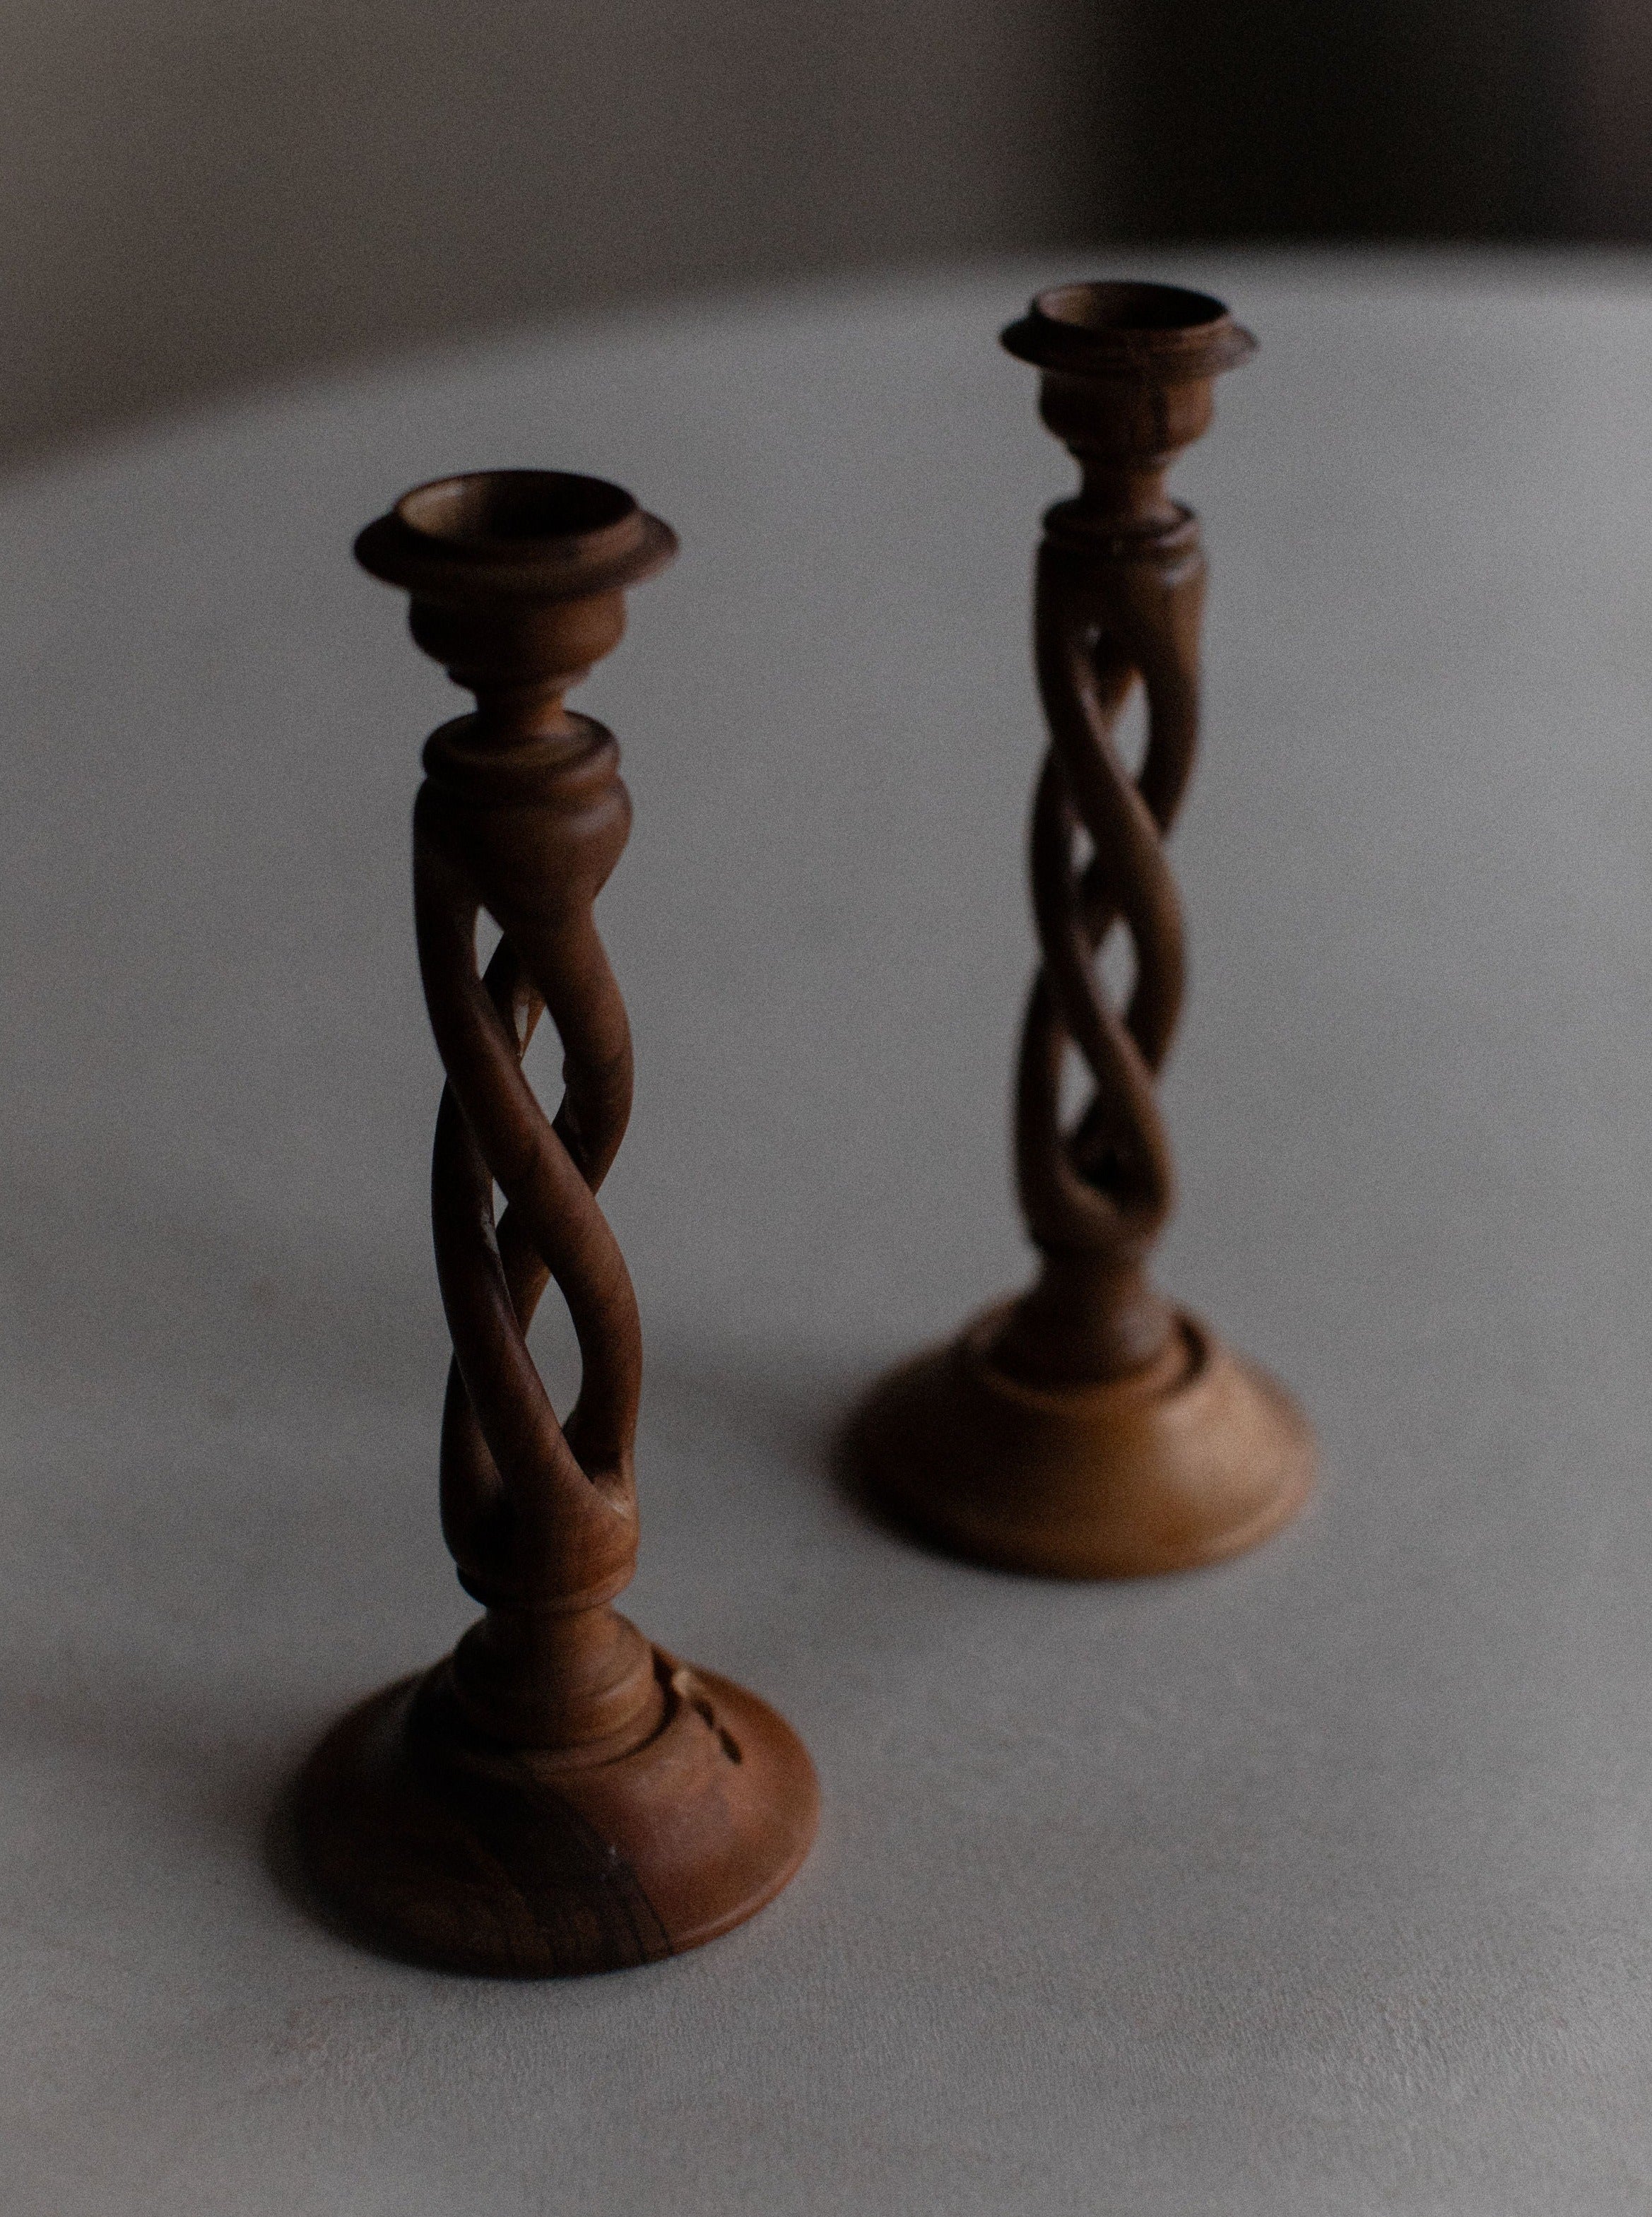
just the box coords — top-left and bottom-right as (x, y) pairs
(397, 470), (636, 552)
(1037, 280), (1230, 336)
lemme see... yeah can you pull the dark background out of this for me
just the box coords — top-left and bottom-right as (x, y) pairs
(1112, 1), (1574, 240)
(4, 0), (1648, 469)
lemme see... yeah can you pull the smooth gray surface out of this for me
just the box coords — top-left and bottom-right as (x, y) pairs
(4, 254), (1652, 2214)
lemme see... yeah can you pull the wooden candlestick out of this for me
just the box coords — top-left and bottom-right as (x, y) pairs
(852, 283), (1315, 1576)
(295, 471), (818, 1975)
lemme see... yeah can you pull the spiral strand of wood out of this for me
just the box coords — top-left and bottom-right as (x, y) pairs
(416, 781), (638, 1604)
(1014, 512), (1204, 1265)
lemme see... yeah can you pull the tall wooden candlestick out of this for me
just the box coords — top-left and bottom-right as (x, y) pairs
(853, 282), (1315, 1575)
(295, 470), (817, 1975)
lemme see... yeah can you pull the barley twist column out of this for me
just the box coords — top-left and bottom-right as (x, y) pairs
(295, 471), (817, 1976)
(852, 283), (1315, 1577)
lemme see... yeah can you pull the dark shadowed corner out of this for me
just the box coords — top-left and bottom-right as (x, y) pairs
(0, 0), (1109, 472)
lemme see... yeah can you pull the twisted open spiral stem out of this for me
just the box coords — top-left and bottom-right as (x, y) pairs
(1008, 510), (1206, 1375)
(413, 723), (643, 1640)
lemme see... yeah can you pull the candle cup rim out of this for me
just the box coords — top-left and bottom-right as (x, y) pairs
(1003, 279), (1257, 380)
(396, 470), (637, 552)
(356, 469), (677, 600)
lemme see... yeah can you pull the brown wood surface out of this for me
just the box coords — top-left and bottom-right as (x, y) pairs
(852, 283), (1314, 1576)
(295, 471), (817, 1975)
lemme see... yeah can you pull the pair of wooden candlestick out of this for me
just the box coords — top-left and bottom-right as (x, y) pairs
(294, 279), (1314, 1976)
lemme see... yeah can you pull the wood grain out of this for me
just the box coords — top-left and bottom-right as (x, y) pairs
(853, 284), (1314, 1575)
(295, 471), (817, 1974)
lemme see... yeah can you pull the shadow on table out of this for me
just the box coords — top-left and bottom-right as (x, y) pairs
(1, 1149), (445, 1415)
(640, 1328), (1131, 1580)
(636, 1327), (974, 1564)
(0, 1654), (333, 1927)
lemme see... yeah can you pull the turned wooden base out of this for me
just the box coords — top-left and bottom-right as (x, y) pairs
(850, 1305), (1314, 1578)
(295, 1652), (818, 1977)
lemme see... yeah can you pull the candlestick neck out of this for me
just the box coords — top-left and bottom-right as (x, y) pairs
(406, 592), (628, 740)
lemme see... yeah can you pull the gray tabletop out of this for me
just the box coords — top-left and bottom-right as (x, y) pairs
(4, 252), (1651, 2216)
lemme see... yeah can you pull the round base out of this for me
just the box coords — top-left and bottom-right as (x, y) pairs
(849, 1306), (1314, 1578)
(293, 1653), (818, 1977)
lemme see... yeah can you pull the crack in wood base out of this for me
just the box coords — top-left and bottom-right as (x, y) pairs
(295, 1653), (819, 1978)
